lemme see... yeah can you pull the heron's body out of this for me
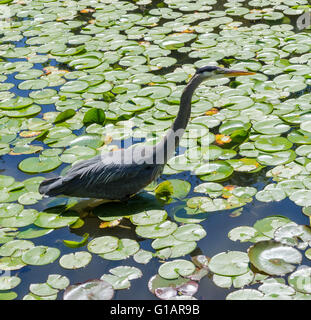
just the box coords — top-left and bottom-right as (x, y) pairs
(39, 145), (164, 200)
(39, 66), (254, 203)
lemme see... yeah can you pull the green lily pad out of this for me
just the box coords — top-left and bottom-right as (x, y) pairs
(99, 239), (139, 260)
(158, 259), (196, 280)
(135, 221), (178, 239)
(133, 249), (153, 264)
(83, 108), (106, 126)
(22, 246), (60, 266)
(0, 257), (26, 270)
(226, 289), (264, 300)
(288, 267), (311, 294)
(60, 80), (89, 93)
(130, 210), (167, 226)
(253, 118), (290, 135)
(59, 251), (92, 269)
(172, 224), (206, 242)
(63, 279), (114, 300)
(18, 192), (43, 205)
(248, 241), (302, 276)
(0, 239), (34, 257)
(0, 276), (21, 290)
(290, 190), (311, 207)
(228, 226), (263, 243)
(0, 292), (17, 300)
(194, 161), (234, 181)
(257, 150), (296, 166)
(208, 251), (249, 276)
(29, 283), (59, 297)
(253, 216), (291, 238)
(87, 236), (119, 254)
(17, 227), (53, 239)
(254, 137), (293, 152)
(18, 156), (62, 174)
(47, 274), (70, 290)
(0, 203), (23, 218)
(0, 97), (33, 110)
(34, 212), (79, 229)
(0, 209), (39, 228)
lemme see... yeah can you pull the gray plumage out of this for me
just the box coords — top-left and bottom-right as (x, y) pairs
(39, 145), (163, 200)
(39, 66), (254, 200)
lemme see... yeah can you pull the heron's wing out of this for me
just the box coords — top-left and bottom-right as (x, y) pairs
(83, 161), (145, 188)
(63, 152), (148, 189)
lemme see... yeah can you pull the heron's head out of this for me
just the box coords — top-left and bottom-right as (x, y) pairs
(196, 65), (255, 79)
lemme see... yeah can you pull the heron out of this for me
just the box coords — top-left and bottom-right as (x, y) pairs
(39, 66), (254, 208)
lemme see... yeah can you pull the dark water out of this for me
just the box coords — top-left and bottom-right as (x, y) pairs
(0, 0), (310, 300)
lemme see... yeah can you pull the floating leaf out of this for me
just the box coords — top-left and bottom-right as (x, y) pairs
(248, 241), (302, 276)
(34, 212), (79, 229)
(0, 276), (21, 290)
(135, 221), (178, 239)
(59, 251), (92, 269)
(47, 274), (70, 290)
(158, 259), (196, 280)
(288, 267), (311, 294)
(63, 280), (114, 300)
(208, 251), (249, 276)
(63, 233), (89, 248)
(130, 210), (167, 226)
(22, 246), (60, 266)
(29, 283), (59, 297)
(83, 108), (106, 126)
(87, 236), (119, 254)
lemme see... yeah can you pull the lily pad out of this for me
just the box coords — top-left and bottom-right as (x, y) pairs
(99, 239), (139, 260)
(34, 212), (79, 229)
(22, 245), (60, 266)
(47, 274), (70, 290)
(18, 156), (62, 173)
(248, 241), (302, 276)
(208, 251), (249, 276)
(288, 267), (311, 294)
(135, 220), (178, 239)
(87, 236), (119, 254)
(59, 251), (92, 269)
(63, 280), (114, 300)
(0, 276), (21, 290)
(130, 210), (167, 226)
(158, 259), (196, 280)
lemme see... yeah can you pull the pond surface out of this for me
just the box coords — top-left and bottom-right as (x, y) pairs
(0, 0), (311, 300)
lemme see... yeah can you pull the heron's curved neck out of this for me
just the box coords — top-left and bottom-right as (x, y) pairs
(154, 74), (203, 164)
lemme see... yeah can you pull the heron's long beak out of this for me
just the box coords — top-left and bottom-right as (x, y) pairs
(219, 68), (256, 77)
